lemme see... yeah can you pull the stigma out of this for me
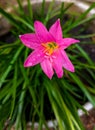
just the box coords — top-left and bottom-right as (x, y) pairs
(42, 42), (59, 55)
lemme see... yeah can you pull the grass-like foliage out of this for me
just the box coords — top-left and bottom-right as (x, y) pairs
(0, 0), (95, 130)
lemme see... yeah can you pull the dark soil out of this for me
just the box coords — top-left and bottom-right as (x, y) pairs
(0, 32), (16, 43)
(81, 44), (95, 62)
(25, 109), (95, 130)
(81, 108), (95, 130)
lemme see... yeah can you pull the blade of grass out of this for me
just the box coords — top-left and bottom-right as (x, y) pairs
(45, 82), (65, 130)
(38, 88), (44, 130)
(65, 14), (95, 33)
(13, 14), (34, 31)
(0, 8), (24, 32)
(44, 80), (83, 130)
(15, 83), (26, 130)
(0, 43), (23, 88)
(44, 0), (54, 25)
(69, 73), (95, 106)
(17, 0), (25, 15)
(62, 3), (73, 15)
(76, 3), (95, 22)
(75, 44), (94, 65)
(10, 62), (18, 118)
(41, 0), (45, 19)
(19, 61), (49, 130)
(74, 33), (95, 38)
(27, 0), (33, 20)
(64, 3), (95, 33)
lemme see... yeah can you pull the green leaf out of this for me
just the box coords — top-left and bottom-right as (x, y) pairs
(0, 44), (23, 88)
(27, 0), (33, 20)
(0, 8), (24, 32)
(75, 44), (94, 65)
(69, 73), (95, 106)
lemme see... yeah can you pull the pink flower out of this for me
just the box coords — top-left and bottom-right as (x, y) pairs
(19, 19), (79, 79)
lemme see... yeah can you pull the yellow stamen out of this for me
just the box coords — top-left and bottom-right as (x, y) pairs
(42, 42), (58, 55)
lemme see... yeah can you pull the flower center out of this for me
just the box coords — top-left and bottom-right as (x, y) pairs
(42, 42), (58, 55)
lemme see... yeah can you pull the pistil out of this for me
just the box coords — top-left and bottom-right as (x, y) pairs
(42, 42), (58, 55)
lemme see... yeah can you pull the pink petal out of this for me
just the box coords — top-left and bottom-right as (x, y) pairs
(49, 19), (62, 40)
(24, 48), (44, 67)
(34, 21), (54, 43)
(58, 38), (80, 49)
(52, 51), (63, 78)
(40, 59), (54, 79)
(61, 50), (75, 72)
(19, 33), (40, 49)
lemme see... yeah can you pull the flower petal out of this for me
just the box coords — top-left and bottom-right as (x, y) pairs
(61, 50), (75, 72)
(40, 59), (54, 79)
(49, 19), (62, 40)
(58, 38), (80, 49)
(34, 21), (54, 43)
(19, 33), (40, 49)
(52, 51), (63, 78)
(24, 48), (44, 67)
